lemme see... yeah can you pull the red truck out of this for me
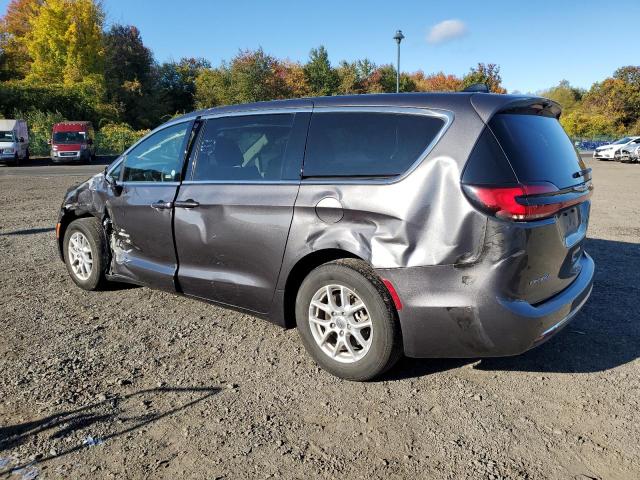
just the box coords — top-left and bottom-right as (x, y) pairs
(50, 121), (95, 163)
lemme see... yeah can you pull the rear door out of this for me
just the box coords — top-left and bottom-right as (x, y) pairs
(174, 110), (310, 313)
(487, 111), (591, 303)
(107, 121), (192, 291)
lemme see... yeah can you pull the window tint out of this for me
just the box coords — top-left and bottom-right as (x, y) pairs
(303, 112), (445, 177)
(123, 122), (189, 182)
(489, 114), (586, 189)
(192, 114), (294, 181)
(461, 127), (517, 185)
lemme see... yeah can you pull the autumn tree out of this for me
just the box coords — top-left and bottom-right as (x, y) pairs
(194, 67), (232, 109)
(412, 71), (463, 92)
(365, 64), (415, 93)
(0, 0), (42, 79)
(304, 46), (338, 96)
(462, 63), (507, 93)
(228, 48), (288, 103)
(26, 0), (105, 85)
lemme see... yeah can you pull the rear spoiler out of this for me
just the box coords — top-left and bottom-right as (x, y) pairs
(470, 95), (562, 123)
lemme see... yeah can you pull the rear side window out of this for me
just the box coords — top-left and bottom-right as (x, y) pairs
(488, 114), (586, 189)
(461, 127), (517, 185)
(303, 112), (444, 177)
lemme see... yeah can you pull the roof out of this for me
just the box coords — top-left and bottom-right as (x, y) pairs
(175, 92), (552, 122)
(0, 119), (20, 129)
(53, 121), (93, 132)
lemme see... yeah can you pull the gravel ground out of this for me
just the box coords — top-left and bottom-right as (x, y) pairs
(0, 158), (638, 479)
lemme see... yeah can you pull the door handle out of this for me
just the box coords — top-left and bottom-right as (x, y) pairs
(151, 200), (173, 210)
(174, 199), (200, 208)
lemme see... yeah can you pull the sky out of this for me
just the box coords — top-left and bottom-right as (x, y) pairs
(3, 0), (639, 93)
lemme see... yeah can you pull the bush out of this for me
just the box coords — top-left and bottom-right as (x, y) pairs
(95, 123), (148, 155)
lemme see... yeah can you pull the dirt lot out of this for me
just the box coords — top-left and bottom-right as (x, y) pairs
(0, 158), (638, 479)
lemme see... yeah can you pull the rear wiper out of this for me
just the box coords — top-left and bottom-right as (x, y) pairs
(572, 168), (592, 179)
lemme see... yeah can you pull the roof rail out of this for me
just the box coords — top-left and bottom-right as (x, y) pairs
(463, 83), (489, 93)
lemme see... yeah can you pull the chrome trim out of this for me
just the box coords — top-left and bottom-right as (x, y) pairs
(181, 180), (300, 185)
(535, 285), (593, 341)
(120, 181), (180, 186)
(200, 107), (312, 120)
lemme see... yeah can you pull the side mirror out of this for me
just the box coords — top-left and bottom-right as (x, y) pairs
(19, 137), (24, 143)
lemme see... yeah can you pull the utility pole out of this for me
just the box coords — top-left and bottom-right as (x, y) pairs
(393, 30), (405, 93)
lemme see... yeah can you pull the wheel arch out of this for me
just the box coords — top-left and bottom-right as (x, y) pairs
(57, 210), (106, 261)
(281, 248), (364, 328)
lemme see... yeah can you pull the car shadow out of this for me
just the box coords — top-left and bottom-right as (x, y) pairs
(0, 386), (220, 475)
(387, 237), (640, 380)
(0, 227), (55, 236)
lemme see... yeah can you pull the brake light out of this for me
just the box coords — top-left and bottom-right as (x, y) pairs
(463, 183), (591, 221)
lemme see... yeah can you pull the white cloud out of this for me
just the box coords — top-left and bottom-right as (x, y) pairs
(427, 19), (468, 44)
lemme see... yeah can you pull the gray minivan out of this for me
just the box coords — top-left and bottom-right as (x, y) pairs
(56, 93), (594, 380)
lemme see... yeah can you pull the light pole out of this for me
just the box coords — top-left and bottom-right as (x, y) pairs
(393, 30), (405, 93)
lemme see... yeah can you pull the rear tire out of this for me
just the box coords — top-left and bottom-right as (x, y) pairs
(63, 217), (109, 291)
(295, 259), (402, 381)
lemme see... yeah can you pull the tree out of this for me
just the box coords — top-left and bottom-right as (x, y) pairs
(155, 57), (211, 118)
(365, 64), (415, 93)
(26, 0), (104, 85)
(0, 0), (42, 79)
(462, 63), (507, 93)
(303, 46), (338, 96)
(279, 60), (310, 98)
(539, 80), (584, 112)
(103, 24), (156, 128)
(228, 48), (287, 103)
(336, 59), (376, 94)
(412, 71), (463, 92)
(194, 67), (232, 109)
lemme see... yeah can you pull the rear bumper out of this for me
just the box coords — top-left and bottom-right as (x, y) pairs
(377, 252), (594, 358)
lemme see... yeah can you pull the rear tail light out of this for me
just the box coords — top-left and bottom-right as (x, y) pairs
(462, 182), (592, 221)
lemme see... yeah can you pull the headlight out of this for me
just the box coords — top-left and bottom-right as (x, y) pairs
(3, 148), (15, 154)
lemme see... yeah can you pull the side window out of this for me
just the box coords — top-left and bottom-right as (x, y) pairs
(123, 122), (189, 182)
(107, 160), (122, 181)
(191, 114), (295, 181)
(303, 112), (445, 177)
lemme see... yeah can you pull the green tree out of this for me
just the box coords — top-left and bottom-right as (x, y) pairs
(303, 46), (338, 96)
(26, 0), (104, 85)
(539, 80), (584, 112)
(462, 63), (507, 93)
(194, 67), (232, 108)
(365, 64), (415, 93)
(155, 57), (211, 118)
(103, 24), (156, 128)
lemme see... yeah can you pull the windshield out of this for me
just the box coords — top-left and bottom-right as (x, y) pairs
(53, 131), (87, 144)
(0, 131), (14, 142)
(612, 137), (632, 145)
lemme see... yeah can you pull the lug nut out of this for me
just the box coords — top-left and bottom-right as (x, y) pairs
(330, 323), (335, 328)
(340, 330), (344, 336)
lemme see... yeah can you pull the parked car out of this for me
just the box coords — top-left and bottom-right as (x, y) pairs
(55, 93), (594, 380)
(593, 136), (640, 160)
(620, 144), (640, 163)
(50, 121), (95, 163)
(0, 119), (29, 166)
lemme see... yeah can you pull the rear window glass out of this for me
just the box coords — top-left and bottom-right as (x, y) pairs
(462, 128), (517, 185)
(303, 112), (444, 177)
(489, 114), (586, 189)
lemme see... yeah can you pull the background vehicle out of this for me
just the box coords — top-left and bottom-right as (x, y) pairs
(620, 144), (640, 163)
(55, 93), (594, 381)
(593, 136), (640, 160)
(50, 121), (95, 163)
(0, 119), (29, 166)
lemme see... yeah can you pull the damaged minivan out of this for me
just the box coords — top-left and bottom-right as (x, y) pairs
(56, 93), (594, 380)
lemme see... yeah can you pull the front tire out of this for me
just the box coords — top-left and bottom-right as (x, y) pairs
(296, 259), (402, 381)
(63, 217), (109, 290)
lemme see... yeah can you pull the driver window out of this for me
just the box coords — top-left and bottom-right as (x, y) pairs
(123, 123), (189, 182)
